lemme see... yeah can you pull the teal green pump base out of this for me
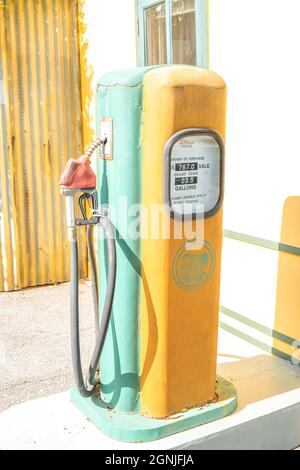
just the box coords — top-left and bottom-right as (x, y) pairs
(70, 376), (237, 443)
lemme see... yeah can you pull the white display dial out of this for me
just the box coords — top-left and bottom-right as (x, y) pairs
(168, 132), (222, 217)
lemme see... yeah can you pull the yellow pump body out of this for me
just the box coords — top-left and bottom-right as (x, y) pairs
(140, 66), (227, 418)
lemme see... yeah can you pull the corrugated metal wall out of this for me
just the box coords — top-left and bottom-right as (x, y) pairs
(0, 0), (87, 291)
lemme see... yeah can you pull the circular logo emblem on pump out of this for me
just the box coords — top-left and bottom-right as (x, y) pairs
(172, 240), (216, 291)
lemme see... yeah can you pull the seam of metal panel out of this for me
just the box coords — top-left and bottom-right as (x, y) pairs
(17, 1), (39, 287)
(54, 0), (70, 281)
(46, 0), (65, 283)
(8, 1), (30, 289)
(97, 82), (144, 89)
(26, 0), (47, 286)
(0, 3), (21, 291)
(0, 7), (12, 291)
(38, 0), (57, 284)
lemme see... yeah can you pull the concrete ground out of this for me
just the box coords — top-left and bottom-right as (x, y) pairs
(0, 281), (94, 412)
(1, 282), (300, 449)
(1, 324), (300, 449)
(1, 381), (300, 450)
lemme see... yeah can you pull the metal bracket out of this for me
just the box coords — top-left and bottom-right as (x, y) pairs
(61, 187), (100, 227)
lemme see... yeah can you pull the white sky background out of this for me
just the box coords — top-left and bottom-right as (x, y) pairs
(210, 0), (300, 328)
(210, 0), (300, 242)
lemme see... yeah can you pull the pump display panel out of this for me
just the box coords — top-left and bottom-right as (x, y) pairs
(174, 176), (198, 186)
(164, 129), (224, 219)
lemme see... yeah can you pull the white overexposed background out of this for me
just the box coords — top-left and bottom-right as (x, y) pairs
(210, 0), (300, 334)
(80, 0), (137, 170)
(83, 0), (137, 82)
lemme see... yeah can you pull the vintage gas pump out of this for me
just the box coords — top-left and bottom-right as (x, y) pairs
(60, 66), (237, 442)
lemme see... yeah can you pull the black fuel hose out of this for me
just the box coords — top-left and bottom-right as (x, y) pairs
(87, 224), (99, 337)
(70, 217), (116, 397)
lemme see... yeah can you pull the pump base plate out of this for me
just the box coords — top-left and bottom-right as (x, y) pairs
(70, 376), (237, 443)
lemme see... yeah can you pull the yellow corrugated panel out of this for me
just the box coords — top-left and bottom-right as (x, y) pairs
(0, 0), (87, 291)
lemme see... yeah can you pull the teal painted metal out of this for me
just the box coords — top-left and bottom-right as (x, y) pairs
(220, 306), (297, 347)
(224, 229), (300, 257)
(166, 0), (173, 64)
(195, 0), (209, 68)
(137, 0), (209, 67)
(96, 67), (157, 413)
(70, 376), (237, 443)
(219, 321), (292, 363)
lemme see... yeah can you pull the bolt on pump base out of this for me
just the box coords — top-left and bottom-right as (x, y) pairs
(61, 66), (237, 443)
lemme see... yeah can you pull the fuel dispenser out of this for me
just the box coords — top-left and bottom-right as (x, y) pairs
(60, 66), (237, 442)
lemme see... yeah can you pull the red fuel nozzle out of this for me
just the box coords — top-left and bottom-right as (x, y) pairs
(60, 155), (96, 189)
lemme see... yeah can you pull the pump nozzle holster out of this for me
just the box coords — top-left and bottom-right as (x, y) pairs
(61, 187), (100, 229)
